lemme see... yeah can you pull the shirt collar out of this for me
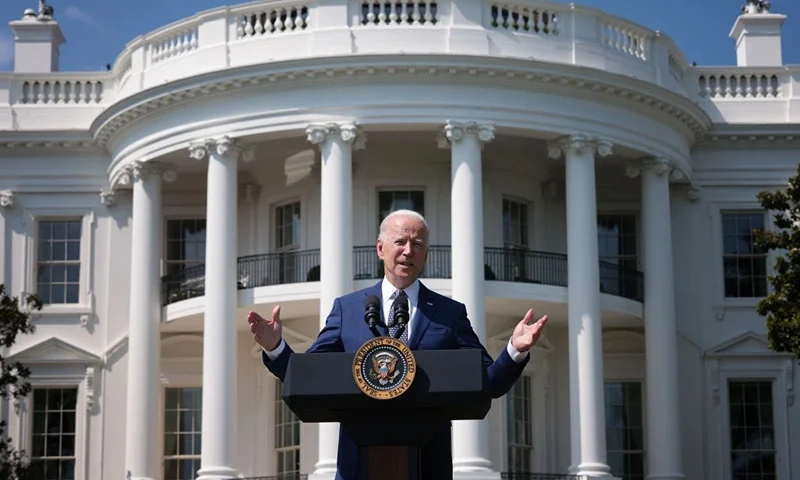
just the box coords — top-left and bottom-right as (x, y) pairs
(381, 277), (420, 305)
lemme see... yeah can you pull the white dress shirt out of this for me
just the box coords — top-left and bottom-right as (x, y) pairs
(263, 277), (528, 363)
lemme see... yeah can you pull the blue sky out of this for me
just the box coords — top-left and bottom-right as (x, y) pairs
(0, 0), (797, 71)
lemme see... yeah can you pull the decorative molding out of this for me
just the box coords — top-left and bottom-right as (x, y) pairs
(188, 135), (255, 162)
(437, 121), (495, 149)
(90, 63), (709, 147)
(0, 190), (14, 208)
(240, 182), (261, 203)
(79, 314), (91, 328)
(7, 337), (103, 364)
(85, 367), (96, 412)
(785, 362), (795, 406)
(546, 134), (613, 159)
(99, 190), (117, 206)
(305, 122), (366, 150)
(0, 139), (98, 150)
(686, 186), (701, 202)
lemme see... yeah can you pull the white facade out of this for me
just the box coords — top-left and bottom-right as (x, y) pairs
(0, 1), (797, 479)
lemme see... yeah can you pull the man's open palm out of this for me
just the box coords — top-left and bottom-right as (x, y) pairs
(510, 309), (548, 352)
(248, 305), (282, 351)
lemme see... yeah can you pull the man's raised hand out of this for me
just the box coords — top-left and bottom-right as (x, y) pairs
(247, 305), (283, 352)
(510, 309), (548, 353)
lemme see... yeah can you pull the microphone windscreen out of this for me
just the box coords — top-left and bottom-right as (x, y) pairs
(365, 295), (380, 307)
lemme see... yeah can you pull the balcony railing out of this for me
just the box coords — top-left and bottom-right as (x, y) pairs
(161, 246), (644, 305)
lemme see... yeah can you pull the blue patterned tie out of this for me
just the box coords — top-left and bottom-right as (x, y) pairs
(387, 290), (409, 344)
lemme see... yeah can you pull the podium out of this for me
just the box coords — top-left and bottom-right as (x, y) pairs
(281, 345), (493, 480)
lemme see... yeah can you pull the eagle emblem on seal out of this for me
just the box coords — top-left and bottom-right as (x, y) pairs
(370, 351), (400, 385)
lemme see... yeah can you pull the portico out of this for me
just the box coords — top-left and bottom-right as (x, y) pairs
(113, 115), (686, 480)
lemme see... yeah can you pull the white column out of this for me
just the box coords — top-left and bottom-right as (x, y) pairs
(628, 158), (684, 480)
(548, 135), (612, 478)
(192, 136), (253, 480)
(442, 121), (496, 476)
(306, 122), (362, 477)
(123, 161), (174, 480)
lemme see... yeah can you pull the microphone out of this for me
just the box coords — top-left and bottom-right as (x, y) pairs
(391, 295), (409, 339)
(364, 295), (381, 337)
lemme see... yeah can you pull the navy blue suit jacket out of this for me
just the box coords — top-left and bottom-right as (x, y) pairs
(262, 280), (529, 480)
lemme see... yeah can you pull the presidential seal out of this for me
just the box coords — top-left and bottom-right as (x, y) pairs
(352, 337), (416, 400)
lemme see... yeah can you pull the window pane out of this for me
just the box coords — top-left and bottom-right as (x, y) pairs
(163, 387), (203, 480)
(729, 380), (777, 479)
(29, 388), (79, 480)
(378, 190), (425, 230)
(721, 212), (768, 298)
(605, 382), (645, 480)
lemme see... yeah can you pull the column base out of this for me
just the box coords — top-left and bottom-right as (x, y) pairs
(453, 471), (501, 480)
(308, 473), (336, 480)
(569, 462), (617, 478)
(646, 474), (686, 480)
(195, 466), (239, 480)
(126, 477), (158, 480)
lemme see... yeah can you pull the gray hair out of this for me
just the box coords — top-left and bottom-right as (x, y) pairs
(378, 209), (429, 244)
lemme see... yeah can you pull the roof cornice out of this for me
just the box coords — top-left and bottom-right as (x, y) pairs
(89, 54), (713, 148)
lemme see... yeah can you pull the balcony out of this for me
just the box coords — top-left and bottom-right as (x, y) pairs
(160, 246), (643, 306)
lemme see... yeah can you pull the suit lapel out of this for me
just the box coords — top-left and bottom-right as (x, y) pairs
(363, 281), (387, 337)
(409, 282), (436, 349)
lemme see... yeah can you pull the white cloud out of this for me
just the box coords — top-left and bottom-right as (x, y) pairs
(0, 33), (13, 69)
(62, 6), (96, 27)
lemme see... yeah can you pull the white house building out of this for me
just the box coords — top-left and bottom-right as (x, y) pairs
(0, 0), (797, 479)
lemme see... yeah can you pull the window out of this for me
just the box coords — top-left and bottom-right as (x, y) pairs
(28, 387), (78, 480)
(506, 376), (532, 472)
(163, 387), (203, 480)
(275, 202), (301, 250)
(604, 382), (645, 480)
(728, 380), (776, 479)
(597, 215), (638, 297)
(275, 381), (300, 475)
(502, 198), (528, 248)
(36, 219), (82, 304)
(165, 219), (207, 276)
(378, 190), (425, 226)
(721, 212), (767, 298)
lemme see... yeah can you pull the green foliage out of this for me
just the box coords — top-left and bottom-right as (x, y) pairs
(0, 284), (42, 480)
(754, 164), (800, 360)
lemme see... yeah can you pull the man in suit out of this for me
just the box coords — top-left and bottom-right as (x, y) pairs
(248, 209), (548, 480)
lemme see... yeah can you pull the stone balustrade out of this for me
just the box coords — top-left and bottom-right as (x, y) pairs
(0, 0), (796, 132)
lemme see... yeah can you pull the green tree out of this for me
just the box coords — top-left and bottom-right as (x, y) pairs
(0, 284), (42, 480)
(755, 166), (800, 360)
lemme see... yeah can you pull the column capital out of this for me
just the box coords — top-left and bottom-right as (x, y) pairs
(189, 136), (255, 162)
(547, 134), (612, 159)
(0, 190), (15, 209)
(113, 161), (178, 190)
(438, 121), (495, 149)
(625, 157), (685, 182)
(306, 122), (367, 150)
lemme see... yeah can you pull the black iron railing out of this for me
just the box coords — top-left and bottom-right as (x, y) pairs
(161, 245), (643, 305)
(501, 474), (583, 480)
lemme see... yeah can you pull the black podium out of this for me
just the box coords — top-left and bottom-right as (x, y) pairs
(281, 348), (493, 480)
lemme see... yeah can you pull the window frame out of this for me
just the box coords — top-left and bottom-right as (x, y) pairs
(22, 207), (96, 315)
(272, 198), (303, 252)
(160, 335), (204, 480)
(273, 379), (301, 476)
(704, 337), (793, 480)
(163, 217), (208, 277)
(13, 371), (95, 480)
(491, 335), (553, 473)
(708, 202), (772, 307)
